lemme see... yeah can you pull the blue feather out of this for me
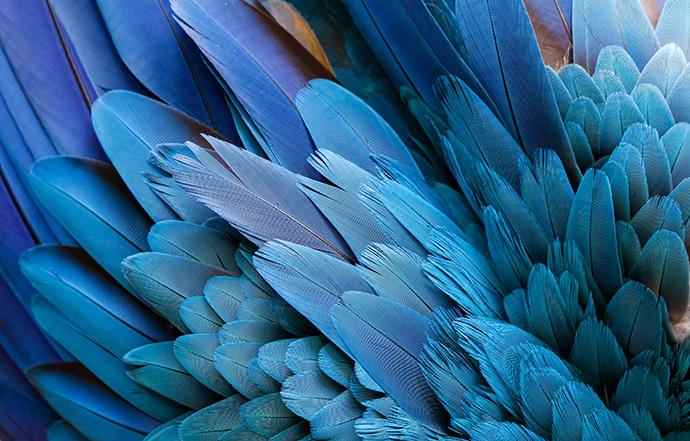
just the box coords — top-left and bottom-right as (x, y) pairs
(637, 43), (686, 97)
(240, 393), (300, 438)
(94, 0), (236, 137)
(281, 370), (343, 420)
(31, 296), (185, 422)
(595, 45), (640, 93)
(28, 363), (160, 441)
(566, 169), (622, 300)
(148, 221), (241, 273)
(92, 90), (225, 221)
(171, 0), (334, 179)
(605, 281), (663, 358)
(332, 292), (448, 431)
(174, 334), (234, 397)
(49, 0), (146, 95)
(598, 93), (645, 156)
(124, 342), (222, 410)
(179, 394), (246, 441)
(215, 343), (264, 400)
(173, 139), (353, 262)
(565, 97), (602, 156)
(30, 157), (152, 293)
(559, 64), (605, 105)
(593, 69), (627, 100)
(456, 0), (578, 182)
(0, 0), (104, 160)
(122, 252), (232, 331)
(631, 84), (675, 135)
(572, 0), (659, 71)
(296, 79), (419, 174)
(180, 297), (223, 334)
(610, 143), (650, 214)
(254, 241), (373, 354)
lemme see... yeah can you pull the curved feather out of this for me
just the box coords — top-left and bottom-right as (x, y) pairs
(148, 221), (240, 273)
(180, 297), (224, 334)
(171, 0), (334, 178)
(30, 156), (152, 292)
(92, 90), (224, 221)
(174, 334), (234, 397)
(125, 342), (221, 410)
(254, 241), (373, 353)
(28, 363), (159, 441)
(32, 296), (185, 422)
(240, 393), (300, 438)
(122, 253), (231, 331)
(173, 139), (353, 262)
(332, 292), (448, 431)
(629, 230), (689, 321)
(595, 45), (640, 93)
(296, 79), (418, 174)
(281, 370), (343, 420)
(215, 343), (264, 400)
(49, 0), (146, 95)
(456, 0), (578, 182)
(94, 0), (236, 136)
(179, 395), (246, 441)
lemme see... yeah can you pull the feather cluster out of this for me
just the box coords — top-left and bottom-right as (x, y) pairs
(3, 0), (690, 441)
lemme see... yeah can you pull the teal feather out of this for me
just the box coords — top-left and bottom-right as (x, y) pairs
(148, 221), (241, 274)
(425, 228), (506, 319)
(318, 344), (354, 388)
(219, 321), (291, 345)
(593, 69), (627, 100)
(299, 179), (389, 257)
(610, 143), (650, 214)
(598, 93), (646, 155)
(565, 97), (602, 156)
(122, 253), (231, 332)
(258, 339), (298, 384)
(551, 381), (606, 441)
(616, 221), (642, 275)
(581, 408), (642, 441)
(605, 282), (663, 358)
(629, 196), (684, 246)
(180, 297), (224, 334)
(28, 363), (160, 441)
(240, 393), (301, 438)
(310, 391), (363, 441)
(174, 334), (234, 397)
(602, 160), (632, 221)
(595, 45), (641, 93)
(332, 292), (448, 431)
(358, 243), (454, 316)
(546, 66), (573, 119)
(631, 84), (675, 135)
(268, 422), (311, 441)
(30, 156), (152, 293)
(572, 0), (659, 71)
(178, 395), (246, 441)
(307, 150), (373, 194)
(566, 169), (622, 299)
(519, 150), (575, 240)
(435, 76), (526, 189)
(616, 404), (663, 441)
(281, 370), (343, 420)
(218, 426), (267, 441)
(286, 336), (328, 375)
(125, 342), (221, 411)
(204, 277), (246, 323)
(254, 241), (373, 354)
(248, 358), (281, 395)
(48, 421), (89, 441)
(214, 343), (264, 399)
(483, 207), (533, 292)
(567, 317), (628, 393)
(620, 123), (672, 198)
(92, 91), (223, 221)
(662, 123), (690, 187)
(31, 296), (186, 422)
(629, 230), (689, 321)
(667, 63), (690, 122)
(637, 43), (686, 97)
(611, 366), (670, 432)
(237, 299), (279, 325)
(559, 64), (605, 105)
(472, 164), (550, 263)
(565, 122), (596, 172)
